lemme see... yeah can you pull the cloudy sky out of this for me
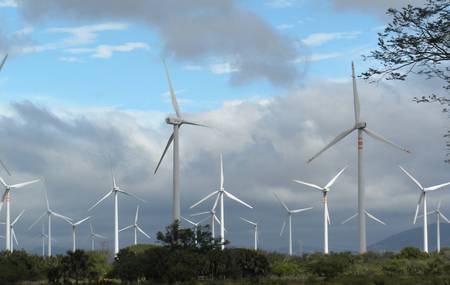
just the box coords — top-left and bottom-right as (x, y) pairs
(0, 0), (448, 254)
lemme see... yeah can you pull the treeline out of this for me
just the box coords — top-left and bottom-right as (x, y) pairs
(2, 223), (450, 284)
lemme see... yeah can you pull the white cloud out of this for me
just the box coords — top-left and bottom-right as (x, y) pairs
(210, 62), (239, 74)
(266, 0), (297, 8)
(14, 26), (34, 36)
(65, 42), (149, 59)
(295, 52), (342, 63)
(276, 24), (294, 30)
(0, 0), (17, 8)
(301, 31), (361, 46)
(58, 56), (81, 63)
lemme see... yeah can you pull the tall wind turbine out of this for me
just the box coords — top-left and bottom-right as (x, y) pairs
(274, 193), (312, 256)
(240, 217), (258, 251)
(292, 166), (347, 254)
(89, 172), (145, 255)
(10, 210), (24, 252)
(63, 216), (91, 252)
(0, 176), (40, 251)
(39, 223), (48, 257)
(89, 222), (107, 251)
(191, 154), (252, 250)
(399, 166), (450, 253)
(307, 62), (410, 253)
(419, 200), (450, 253)
(191, 209), (221, 239)
(119, 206), (151, 245)
(154, 61), (206, 222)
(29, 187), (72, 257)
(181, 216), (209, 244)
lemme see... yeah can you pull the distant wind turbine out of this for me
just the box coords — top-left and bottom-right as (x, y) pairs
(292, 166), (346, 254)
(307, 62), (410, 253)
(63, 216), (91, 252)
(399, 166), (450, 253)
(89, 170), (145, 255)
(418, 200), (450, 253)
(89, 222), (107, 251)
(240, 217), (258, 251)
(10, 210), (25, 252)
(39, 223), (48, 257)
(274, 193), (312, 256)
(191, 154), (252, 250)
(191, 209), (221, 239)
(154, 60), (207, 222)
(29, 186), (72, 257)
(119, 206), (151, 245)
(0, 176), (40, 251)
(181, 216), (209, 244)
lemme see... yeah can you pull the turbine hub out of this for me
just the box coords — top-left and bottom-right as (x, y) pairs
(166, 117), (182, 125)
(356, 122), (367, 129)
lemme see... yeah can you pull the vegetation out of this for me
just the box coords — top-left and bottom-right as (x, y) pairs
(4, 225), (450, 284)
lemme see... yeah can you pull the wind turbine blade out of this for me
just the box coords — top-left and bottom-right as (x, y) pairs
(364, 128), (410, 154)
(52, 211), (72, 222)
(88, 190), (113, 211)
(94, 233), (107, 239)
(190, 211), (209, 217)
(190, 191), (218, 209)
(198, 215), (210, 224)
(135, 206), (139, 224)
(325, 166), (347, 189)
(44, 186), (50, 211)
(413, 192), (424, 224)
(12, 210), (25, 225)
(365, 211), (386, 225)
(220, 154), (224, 190)
(341, 213), (358, 225)
(29, 212), (46, 230)
(181, 120), (208, 128)
(291, 207), (313, 214)
(10, 178), (40, 189)
(224, 190), (253, 209)
(214, 214), (221, 225)
(399, 166), (423, 190)
(12, 229), (18, 247)
(118, 190), (146, 203)
(119, 225), (134, 232)
(280, 218), (286, 236)
(162, 60), (181, 118)
(273, 192), (289, 212)
(89, 222), (94, 234)
(307, 126), (356, 163)
(437, 200), (442, 211)
(0, 54), (7, 71)
(240, 217), (256, 226)
(439, 212), (450, 223)
(292, 179), (323, 191)
(154, 132), (175, 174)
(212, 192), (220, 211)
(74, 216), (91, 226)
(0, 176), (7, 187)
(0, 160), (11, 176)
(351, 62), (360, 124)
(181, 216), (196, 226)
(425, 182), (450, 191)
(137, 226), (151, 239)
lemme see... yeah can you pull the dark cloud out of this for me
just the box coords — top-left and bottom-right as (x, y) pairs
(329, 0), (427, 16)
(15, 0), (300, 87)
(0, 73), (447, 253)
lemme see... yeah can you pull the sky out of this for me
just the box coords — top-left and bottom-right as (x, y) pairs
(0, 0), (448, 254)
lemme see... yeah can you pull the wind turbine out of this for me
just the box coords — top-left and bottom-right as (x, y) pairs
(89, 171), (145, 255)
(419, 200), (450, 253)
(274, 193), (312, 256)
(341, 209), (386, 228)
(119, 206), (151, 246)
(307, 62), (410, 254)
(39, 223), (48, 257)
(399, 166), (450, 253)
(10, 210), (24, 252)
(63, 216), (91, 252)
(240, 217), (258, 251)
(191, 154), (252, 250)
(89, 222), (107, 251)
(29, 186), (72, 257)
(292, 166), (346, 254)
(191, 208), (221, 239)
(181, 216), (209, 244)
(0, 176), (40, 251)
(154, 61), (206, 223)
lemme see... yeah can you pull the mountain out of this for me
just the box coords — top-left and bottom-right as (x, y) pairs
(369, 223), (450, 252)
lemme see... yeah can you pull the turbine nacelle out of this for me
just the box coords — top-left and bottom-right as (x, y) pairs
(165, 117), (183, 125)
(355, 122), (367, 129)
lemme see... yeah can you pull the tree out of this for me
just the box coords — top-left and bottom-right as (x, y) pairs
(362, 0), (449, 94)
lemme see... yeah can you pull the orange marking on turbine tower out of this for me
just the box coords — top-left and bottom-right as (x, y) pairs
(358, 138), (363, 150)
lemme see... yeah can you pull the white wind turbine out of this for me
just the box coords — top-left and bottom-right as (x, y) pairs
(119, 206), (151, 246)
(274, 193), (312, 256)
(10, 210), (24, 252)
(0, 176), (40, 251)
(292, 166), (347, 254)
(191, 208), (221, 239)
(307, 62), (410, 253)
(240, 217), (258, 251)
(89, 222), (107, 251)
(399, 166), (450, 253)
(181, 216), (209, 244)
(89, 171), (145, 255)
(418, 200), (450, 253)
(29, 187), (72, 257)
(39, 223), (48, 257)
(63, 216), (91, 252)
(154, 61), (206, 223)
(191, 154), (253, 250)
